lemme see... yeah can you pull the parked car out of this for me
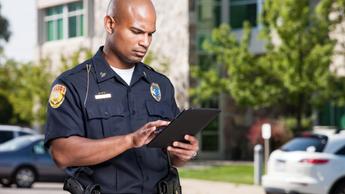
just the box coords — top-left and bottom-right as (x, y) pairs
(0, 135), (67, 188)
(0, 125), (37, 144)
(262, 132), (345, 194)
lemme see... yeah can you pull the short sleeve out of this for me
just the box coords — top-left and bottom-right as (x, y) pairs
(44, 79), (85, 148)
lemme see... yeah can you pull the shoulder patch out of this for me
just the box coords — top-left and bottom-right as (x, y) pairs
(49, 84), (67, 108)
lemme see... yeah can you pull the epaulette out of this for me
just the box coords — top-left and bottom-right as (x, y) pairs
(142, 63), (168, 77)
(143, 64), (156, 72)
(59, 59), (92, 79)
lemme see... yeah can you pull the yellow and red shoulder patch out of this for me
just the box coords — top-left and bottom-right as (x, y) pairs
(49, 84), (67, 108)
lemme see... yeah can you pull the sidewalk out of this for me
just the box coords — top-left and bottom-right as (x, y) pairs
(181, 178), (265, 194)
(180, 160), (265, 194)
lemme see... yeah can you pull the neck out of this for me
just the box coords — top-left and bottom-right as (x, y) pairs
(103, 44), (135, 69)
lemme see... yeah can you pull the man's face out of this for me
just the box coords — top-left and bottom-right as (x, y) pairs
(109, 6), (156, 65)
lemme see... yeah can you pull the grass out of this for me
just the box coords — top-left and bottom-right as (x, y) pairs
(179, 163), (254, 185)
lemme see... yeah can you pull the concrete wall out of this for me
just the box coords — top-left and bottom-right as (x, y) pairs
(151, 0), (190, 109)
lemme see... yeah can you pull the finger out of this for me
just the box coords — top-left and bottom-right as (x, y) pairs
(142, 126), (156, 135)
(168, 146), (194, 158)
(146, 126), (156, 133)
(184, 135), (198, 145)
(147, 120), (170, 128)
(172, 141), (193, 150)
(171, 152), (190, 161)
(145, 132), (157, 144)
(168, 147), (193, 160)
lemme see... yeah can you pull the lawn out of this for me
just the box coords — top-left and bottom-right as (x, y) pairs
(179, 163), (254, 185)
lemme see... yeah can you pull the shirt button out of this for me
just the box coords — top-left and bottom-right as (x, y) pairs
(132, 110), (136, 115)
(104, 111), (109, 116)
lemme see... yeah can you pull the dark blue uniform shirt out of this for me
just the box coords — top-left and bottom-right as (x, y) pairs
(45, 47), (180, 194)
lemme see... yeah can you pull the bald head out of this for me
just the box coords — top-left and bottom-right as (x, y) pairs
(107, 0), (156, 23)
(103, 0), (157, 68)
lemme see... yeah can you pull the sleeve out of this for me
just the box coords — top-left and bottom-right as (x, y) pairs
(44, 79), (85, 148)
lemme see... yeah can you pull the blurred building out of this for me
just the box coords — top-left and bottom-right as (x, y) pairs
(36, 0), (190, 110)
(35, 0), (267, 160)
(37, 0), (345, 160)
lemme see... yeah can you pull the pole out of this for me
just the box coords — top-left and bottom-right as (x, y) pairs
(254, 144), (263, 185)
(264, 139), (270, 173)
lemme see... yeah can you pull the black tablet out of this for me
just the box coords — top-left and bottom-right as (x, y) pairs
(147, 108), (221, 148)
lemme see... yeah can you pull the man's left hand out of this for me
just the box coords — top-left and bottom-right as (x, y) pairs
(167, 135), (199, 167)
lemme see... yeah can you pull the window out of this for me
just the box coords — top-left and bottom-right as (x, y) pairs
(195, 0), (222, 67)
(68, 2), (84, 38)
(197, 0), (222, 29)
(280, 135), (328, 153)
(45, 6), (64, 41)
(194, 1), (221, 153)
(33, 141), (46, 155)
(200, 98), (220, 152)
(335, 145), (345, 156)
(230, 0), (257, 29)
(0, 131), (14, 144)
(18, 131), (31, 136)
(44, 1), (84, 41)
(0, 137), (32, 151)
(318, 103), (345, 129)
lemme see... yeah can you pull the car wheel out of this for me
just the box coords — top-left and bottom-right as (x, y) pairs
(14, 167), (36, 188)
(334, 181), (345, 194)
(0, 178), (12, 187)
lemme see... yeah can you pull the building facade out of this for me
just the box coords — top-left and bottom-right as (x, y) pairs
(36, 0), (190, 109)
(37, 0), (345, 160)
(36, 0), (267, 160)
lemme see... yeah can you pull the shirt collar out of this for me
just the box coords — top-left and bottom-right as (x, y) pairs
(92, 46), (117, 83)
(131, 62), (151, 85)
(92, 46), (151, 85)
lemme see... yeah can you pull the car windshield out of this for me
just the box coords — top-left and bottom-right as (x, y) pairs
(0, 137), (34, 151)
(280, 135), (328, 152)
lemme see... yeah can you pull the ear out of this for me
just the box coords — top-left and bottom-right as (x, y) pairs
(104, 16), (114, 34)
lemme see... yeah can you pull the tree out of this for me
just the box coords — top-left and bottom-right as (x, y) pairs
(0, 3), (13, 124)
(0, 48), (92, 129)
(192, 0), (345, 131)
(60, 47), (93, 72)
(260, 0), (345, 130)
(0, 3), (11, 50)
(0, 58), (53, 127)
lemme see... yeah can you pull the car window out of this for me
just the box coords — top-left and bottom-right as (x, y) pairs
(335, 145), (345, 156)
(18, 131), (31, 136)
(0, 131), (14, 144)
(281, 135), (328, 152)
(0, 137), (33, 151)
(33, 140), (47, 154)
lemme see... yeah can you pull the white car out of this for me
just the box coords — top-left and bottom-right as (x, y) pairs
(262, 132), (345, 194)
(0, 125), (37, 144)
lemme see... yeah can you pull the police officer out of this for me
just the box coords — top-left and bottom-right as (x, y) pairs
(44, 0), (199, 193)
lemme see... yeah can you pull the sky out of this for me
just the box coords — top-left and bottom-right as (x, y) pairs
(0, 0), (36, 62)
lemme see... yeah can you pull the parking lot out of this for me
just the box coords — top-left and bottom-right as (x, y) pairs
(0, 179), (265, 194)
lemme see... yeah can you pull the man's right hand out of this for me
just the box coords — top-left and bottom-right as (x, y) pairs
(130, 120), (170, 148)
(50, 120), (170, 168)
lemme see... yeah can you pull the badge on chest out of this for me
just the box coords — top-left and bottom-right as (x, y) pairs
(150, 82), (161, 102)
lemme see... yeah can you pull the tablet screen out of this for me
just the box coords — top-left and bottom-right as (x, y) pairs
(147, 108), (220, 148)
